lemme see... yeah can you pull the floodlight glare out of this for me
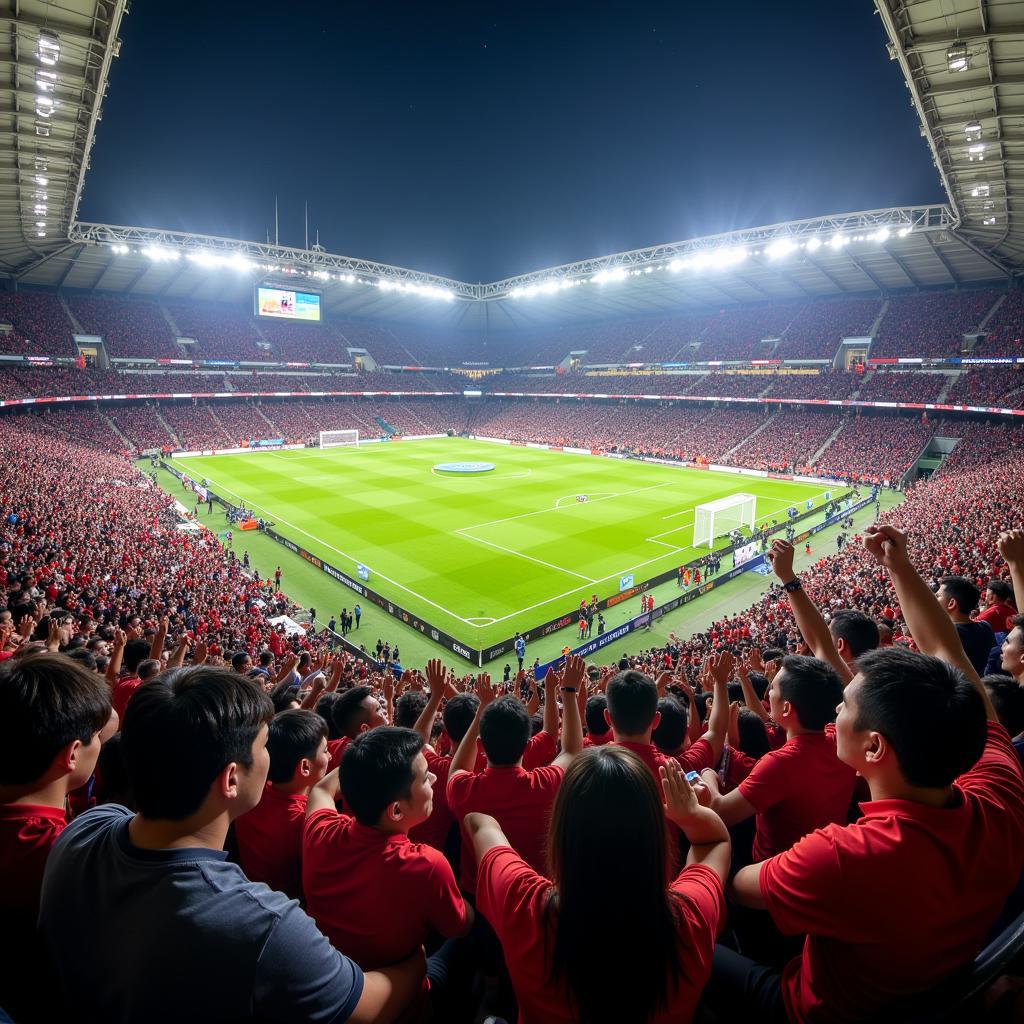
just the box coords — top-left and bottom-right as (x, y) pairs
(897, 226), (911, 237)
(967, 142), (986, 161)
(873, 228), (891, 243)
(765, 238), (797, 260)
(804, 236), (822, 252)
(37, 32), (60, 66)
(971, 183), (990, 197)
(946, 42), (969, 73)
(964, 120), (982, 141)
(592, 267), (627, 284)
(828, 233), (849, 249)
(142, 245), (180, 261)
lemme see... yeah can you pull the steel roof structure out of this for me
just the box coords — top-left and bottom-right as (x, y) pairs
(2, 1), (1024, 334)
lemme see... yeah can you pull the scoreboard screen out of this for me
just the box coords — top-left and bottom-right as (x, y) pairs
(255, 286), (321, 322)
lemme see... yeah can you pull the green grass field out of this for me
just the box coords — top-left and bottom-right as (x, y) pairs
(173, 438), (844, 654)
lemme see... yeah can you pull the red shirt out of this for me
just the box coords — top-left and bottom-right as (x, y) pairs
(761, 722), (1024, 1023)
(613, 737), (715, 777)
(978, 601), (1017, 634)
(326, 736), (350, 773)
(447, 763), (564, 893)
(0, 803), (67, 926)
(738, 725), (856, 862)
(478, 846), (725, 1024)
(582, 731), (614, 747)
(111, 673), (142, 722)
(303, 809), (468, 967)
(408, 748), (455, 852)
(233, 783), (308, 901)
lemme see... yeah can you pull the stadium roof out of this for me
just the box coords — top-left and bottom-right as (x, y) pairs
(0, 1), (125, 279)
(876, 0), (1024, 266)
(1, 1), (1023, 334)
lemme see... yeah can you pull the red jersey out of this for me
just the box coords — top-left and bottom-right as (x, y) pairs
(582, 731), (614, 747)
(478, 846), (724, 1024)
(233, 782), (308, 901)
(738, 725), (857, 861)
(408, 747), (455, 852)
(447, 763), (563, 893)
(111, 673), (142, 723)
(978, 601), (1017, 634)
(326, 736), (350, 773)
(761, 722), (1024, 1023)
(303, 810), (468, 968)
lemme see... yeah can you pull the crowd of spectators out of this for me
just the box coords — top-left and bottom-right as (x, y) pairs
(67, 296), (178, 358)
(165, 302), (267, 361)
(112, 404), (176, 451)
(855, 370), (950, 404)
(158, 403), (232, 450)
(815, 413), (935, 484)
(2, 398), (1023, 1022)
(0, 292), (75, 355)
(774, 296), (883, 359)
(762, 371), (859, 401)
(976, 288), (1024, 357)
(727, 412), (843, 472)
(870, 288), (1001, 359)
(946, 368), (1024, 409)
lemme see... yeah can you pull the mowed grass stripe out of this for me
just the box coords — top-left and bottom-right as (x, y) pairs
(175, 438), (831, 648)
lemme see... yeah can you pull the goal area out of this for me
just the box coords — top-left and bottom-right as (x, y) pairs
(319, 429), (360, 449)
(693, 492), (756, 548)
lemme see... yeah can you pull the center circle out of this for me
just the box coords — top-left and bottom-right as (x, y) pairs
(434, 461), (496, 474)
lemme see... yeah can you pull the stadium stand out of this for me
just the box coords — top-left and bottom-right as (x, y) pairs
(727, 411), (844, 472)
(67, 295), (179, 358)
(977, 289), (1024, 358)
(856, 370), (949, 404)
(0, 291), (75, 355)
(946, 368), (1024, 409)
(773, 296), (883, 359)
(870, 289), (1001, 359)
(164, 301), (267, 361)
(814, 413), (935, 484)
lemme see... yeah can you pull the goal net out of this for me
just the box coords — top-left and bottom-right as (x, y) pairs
(693, 492), (756, 548)
(319, 429), (360, 449)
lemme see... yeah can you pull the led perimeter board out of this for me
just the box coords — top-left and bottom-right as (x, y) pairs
(255, 286), (322, 322)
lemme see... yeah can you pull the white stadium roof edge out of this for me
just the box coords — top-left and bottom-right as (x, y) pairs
(2, 0), (1024, 334)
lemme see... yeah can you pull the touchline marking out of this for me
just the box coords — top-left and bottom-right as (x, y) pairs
(456, 529), (598, 583)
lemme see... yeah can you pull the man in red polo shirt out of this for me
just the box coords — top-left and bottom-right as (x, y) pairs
(447, 659), (584, 895)
(978, 579), (1017, 634)
(325, 684), (388, 771)
(713, 525), (1024, 1023)
(699, 654), (853, 862)
(0, 653), (116, 1020)
(234, 709), (328, 901)
(303, 726), (473, 1015)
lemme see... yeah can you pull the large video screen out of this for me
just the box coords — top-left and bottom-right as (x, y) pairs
(256, 286), (321, 322)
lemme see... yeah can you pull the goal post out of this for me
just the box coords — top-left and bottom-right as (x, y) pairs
(693, 492), (756, 548)
(319, 429), (360, 449)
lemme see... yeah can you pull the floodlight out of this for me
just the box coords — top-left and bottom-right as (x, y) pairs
(946, 42), (969, 72)
(872, 228), (891, 243)
(765, 238), (797, 260)
(829, 233), (849, 249)
(35, 220), (45, 227)
(983, 215), (997, 225)
(964, 120), (982, 141)
(897, 226), (911, 237)
(36, 70), (56, 91)
(142, 245), (180, 261)
(34, 175), (48, 186)
(33, 204), (47, 213)
(967, 143), (985, 161)
(37, 32), (60, 66)
(970, 183), (990, 197)
(804, 236), (822, 252)
(37, 231), (45, 237)
(592, 267), (627, 284)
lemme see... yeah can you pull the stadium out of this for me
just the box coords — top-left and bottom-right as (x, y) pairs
(2, 1), (1024, 1022)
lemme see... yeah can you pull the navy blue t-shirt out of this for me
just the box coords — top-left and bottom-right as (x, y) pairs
(39, 804), (363, 1023)
(955, 619), (997, 677)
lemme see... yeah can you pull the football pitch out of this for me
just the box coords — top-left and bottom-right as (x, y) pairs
(173, 438), (840, 652)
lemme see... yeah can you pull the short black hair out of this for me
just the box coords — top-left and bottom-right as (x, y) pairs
(776, 655), (845, 731)
(0, 653), (112, 784)
(983, 675), (1024, 738)
(830, 610), (880, 658)
(986, 580), (1013, 602)
(314, 691), (343, 739)
(332, 686), (374, 738)
(138, 659), (161, 682)
(231, 650), (252, 671)
(96, 732), (134, 808)
(652, 696), (687, 753)
(394, 690), (428, 729)
(737, 708), (771, 758)
(339, 726), (423, 825)
(266, 709), (327, 783)
(854, 647), (987, 788)
(123, 638), (151, 673)
(747, 671), (770, 700)
(584, 693), (609, 736)
(606, 670), (658, 736)
(443, 692), (479, 744)
(64, 647), (98, 673)
(122, 665), (273, 820)
(479, 696), (532, 765)
(761, 647), (785, 663)
(939, 576), (981, 615)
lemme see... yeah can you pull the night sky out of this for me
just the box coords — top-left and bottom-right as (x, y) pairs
(79, 0), (944, 282)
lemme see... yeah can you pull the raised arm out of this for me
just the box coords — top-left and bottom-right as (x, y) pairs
(307, 767), (342, 816)
(998, 530), (1024, 618)
(863, 524), (995, 720)
(541, 667), (560, 741)
(701, 651), (733, 765)
(449, 674), (495, 778)
(661, 760), (731, 884)
(411, 658), (448, 746)
(768, 540), (852, 683)
(464, 811), (511, 862)
(737, 659), (771, 724)
(149, 616), (169, 662)
(553, 655), (585, 770)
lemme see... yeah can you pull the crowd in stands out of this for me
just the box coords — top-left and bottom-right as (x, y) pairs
(0, 292), (74, 355)
(763, 371), (859, 401)
(977, 288), (1024, 357)
(871, 288), (1000, 359)
(685, 373), (772, 399)
(2, 396), (1024, 1022)
(113, 404), (176, 450)
(947, 368), (1024, 408)
(67, 296), (178, 358)
(159, 403), (232, 450)
(727, 412), (843, 472)
(773, 296), (882, 359)
(815, 413), (934, 484)
(856, 370), (949, 404)
(165, 302), (266, 361)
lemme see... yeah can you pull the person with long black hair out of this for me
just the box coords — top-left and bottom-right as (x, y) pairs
(464, 744), (730, 1024)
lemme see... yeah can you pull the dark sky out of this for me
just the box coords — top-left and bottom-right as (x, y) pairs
(79, 0), (944, 282)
